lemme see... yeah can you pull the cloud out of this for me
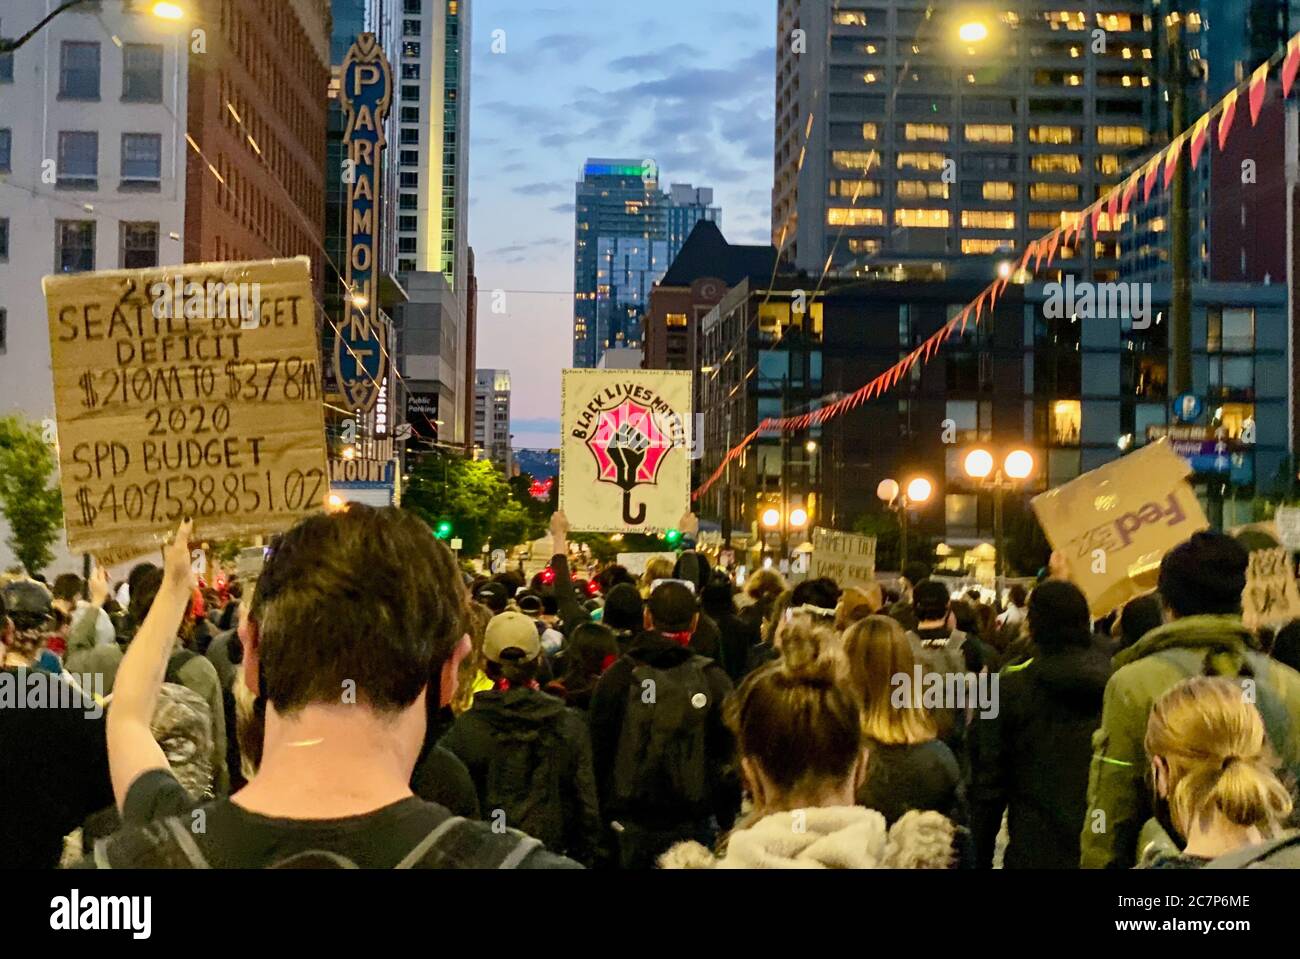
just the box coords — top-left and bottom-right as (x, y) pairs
(550, 203), (576, 214)
(513, 181), (570, 196)
(608, 43), (704, 74)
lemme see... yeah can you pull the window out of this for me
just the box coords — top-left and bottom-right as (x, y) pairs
(1031, 153), (1082, 173)
(833, 10), (869, 26)
(1028, 125), (1078, 144)
(896, 152), (948, 172)
(962, 153), (1017, 173)
(1051, 400), (1082, 445)
(60, 41), (100, 99)
(831, 150), (881, 172)
(1097, 125), (1147, 146)
(57, 132), (99, 188)
(402, 84), (420, 101)
(828, 179), (882, 198)
(666, 313), (688, 328)
(894, 209), (950, 228)
(403, 42), (421, 58)
(400, 193), (418, 209)
(399, 259), (416, 273)
(1030, 182), (1080, 202)
(403, 0), (422, 12)
(1208, 309), (1255, 352)
(121, 133), (161, 188)
(120, 222), (158, 268)
(400, 149), (419, 166)
(964, 124), (1014, 143)
(962, 238), (1014, 254)
(398, 237), (418, 253)
(404, 19), (421, 36)
(848, 238), (881, 255)
(901, 123), (949, 142)
(399, 215), (418, 232)
(56, 220), (96, 273)
(400, 128), (419, 145)
(402, 64), (420, 80)
(962, 180), (1014, 201)
(401, 106), (420, 122)
(1044, 11), (1087, 31)
(1095, 154), (1122, 175)
(897, 180), (949, 199)
(946, 494), (979, 531)
(1097, 12), (1136, 31)
(122, 44), (163, 101)
(0, 217), (8, 261)
(0, 18), (12, 84)
(961, 210), (1015, 230)
(827, 208), (884, 226)
(1029, 211), (1073, 230)
(400, 172), (419, 188)
(0, 128), (9, 172)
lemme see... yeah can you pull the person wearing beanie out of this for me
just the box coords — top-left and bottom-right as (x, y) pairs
(701, 572), (762, 683)
(971, 580), (1112, 868)
(601, 583), (645, 650)
(1080, 531), (1300, 869)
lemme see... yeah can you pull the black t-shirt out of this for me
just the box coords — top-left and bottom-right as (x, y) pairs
(0, 667), (114, 868)
(95, 769), (572, 869)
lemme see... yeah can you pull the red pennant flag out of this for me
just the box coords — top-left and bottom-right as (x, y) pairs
(1019, 240), (1036, 273)
(1143, 155), (1162, 201)
(1045, 230), (1061, 266)
(1090, 202), (1103, 239)
(1164, 135), (1184, 188)
(973, 292), (986, 324)
(1285, 35), (1300, 98)
(1190, 114), (1211, 169)
(1121, 172), (1140, 214)
(1249, 63), (1270, 126)
(959, 305), (972, 335)
(1217, 89), (1239, 150)
(1106, 188), (1120, 224)
(1034, 239), (1047, 272)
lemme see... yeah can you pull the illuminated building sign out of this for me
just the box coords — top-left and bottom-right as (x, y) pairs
(336, 33), (392, 413)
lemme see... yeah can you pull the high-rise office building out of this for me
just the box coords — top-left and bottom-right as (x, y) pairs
(572, 159), (720, 368)
(773, 1), (1156, 282)
(376, 0), (472, 447)
(474, 369), (512, 473)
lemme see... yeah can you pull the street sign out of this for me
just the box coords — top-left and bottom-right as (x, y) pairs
(1145, 426), (1252, 483)
(1276, 507), (1300, 551)
(450, 538), (463, 552)
(1172, 393), (1203, 424)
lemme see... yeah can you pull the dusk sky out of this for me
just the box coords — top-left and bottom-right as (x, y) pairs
(468, 0), (777, 451)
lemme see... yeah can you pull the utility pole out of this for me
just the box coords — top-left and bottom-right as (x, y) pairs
(780, 374), (791, 562)
(1168, 1), (1192, 397)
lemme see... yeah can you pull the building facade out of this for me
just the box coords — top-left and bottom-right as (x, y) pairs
(474, 368), (511, 473)
(774, 0), (1156, 283)
(0, 2), (191, 572)
(572, 159), (720, 368)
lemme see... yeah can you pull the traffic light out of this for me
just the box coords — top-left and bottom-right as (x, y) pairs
(435, 520), (453, 540)
(664, 528), (682, 547)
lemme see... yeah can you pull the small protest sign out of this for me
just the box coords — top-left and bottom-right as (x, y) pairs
(809, 528), (877, 590)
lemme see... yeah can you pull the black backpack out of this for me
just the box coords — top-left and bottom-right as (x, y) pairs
(481, 714), (566, 850)
(92, 805), (547, 869)
(611, 656), (714, 809)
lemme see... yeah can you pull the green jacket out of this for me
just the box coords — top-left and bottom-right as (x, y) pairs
(1079, 615), (1300, 869)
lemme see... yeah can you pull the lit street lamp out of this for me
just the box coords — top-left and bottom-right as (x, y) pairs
(958, 20), (990, 44)
(0, 2), (186, 54)
(963, 447), (1037, 599)
(877, 475), (933, 571)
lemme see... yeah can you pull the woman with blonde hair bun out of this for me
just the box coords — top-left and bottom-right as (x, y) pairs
(1143, 676), (1296, 868)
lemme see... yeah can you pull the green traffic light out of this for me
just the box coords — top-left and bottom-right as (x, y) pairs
(436, 521), (453, 539)
(665, 529), (682, 546)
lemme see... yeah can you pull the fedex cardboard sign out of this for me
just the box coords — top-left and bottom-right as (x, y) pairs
(1032, 440), (1209, 617)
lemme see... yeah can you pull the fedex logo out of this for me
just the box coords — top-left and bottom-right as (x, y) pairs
(1076, 492), (1189, 558)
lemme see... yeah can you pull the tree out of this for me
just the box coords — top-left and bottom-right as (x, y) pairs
(0, 415), (64, 575)
(403, 453), (546, 554)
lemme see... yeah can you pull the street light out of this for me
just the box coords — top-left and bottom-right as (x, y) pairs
(962, 447), (1037, 599)
(789, 508), (809, 530)
(1, 1), (187, 54)
(958, 20), (990, 43)
(878, 475), (933, 571)
(761, 508), (782, 530)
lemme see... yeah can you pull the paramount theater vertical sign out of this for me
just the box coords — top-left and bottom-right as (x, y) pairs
(337, 34), (391, 413)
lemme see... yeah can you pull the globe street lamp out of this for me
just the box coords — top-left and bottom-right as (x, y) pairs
(958, 21), (990, 44)
(878, 475), (933, 571)
(1, 2), (186, 54)
(963, 447), (1037, 599)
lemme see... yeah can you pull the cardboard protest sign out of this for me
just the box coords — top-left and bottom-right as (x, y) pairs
(809, 528), (877, 589)
(44, 258), (329, 561)
(561, 369), (692, 533)
(616, 552), (678, 577)
(1031, 439), (1209, 617)
(1242, 546), (1300, 631)
(1274, 506), (1300, 551)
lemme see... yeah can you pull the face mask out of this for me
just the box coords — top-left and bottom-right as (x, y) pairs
(1147, 759), (1186, 850)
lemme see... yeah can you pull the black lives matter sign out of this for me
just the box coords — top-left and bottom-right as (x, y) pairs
(43, 257), (329, 560)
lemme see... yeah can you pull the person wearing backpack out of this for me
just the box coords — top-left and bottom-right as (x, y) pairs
(1081, 531), (1300, 869)
(437, 612), (601, 865)
(86, 512), (579, 870)
(1140, 676), (1296, 868)
(589, 581), (738, 869)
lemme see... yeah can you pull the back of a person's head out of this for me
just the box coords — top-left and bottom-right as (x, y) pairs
(451, 601), (494, 715)
(791, 577), (841, 612)
(1145, 676), (1293, 841)
(1158, 531), (1249, 618)
(745, 568), (786, 604)
(128, 566), (166, 626)
(1008, 584), (1028, 608)
(730, 657), (862, 794)
(251, 506), (465, 714)
(642, 557), (675, 586)
(596, 564), (635, 592)
(772, 612), (840, 670)
(835, 584), (883, 631)
(1271, 619), (1300, 673)
(51, 574), (83, 604)
(912, 579), (951, 623)
(902, 561), (931, 588)
(949, 598), (977, 635)
(1027, 579), (1092, 651)
(603, 583), (644, 631)
(700, 572), (737, 619)
(841, 615), (936, 746)
(1118, 592), (1164, 651)
(647, 581), (697, 633)
(564, 622), (619, 684)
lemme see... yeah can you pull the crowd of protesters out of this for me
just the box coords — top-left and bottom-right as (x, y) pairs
(2, 506), (1300, 870)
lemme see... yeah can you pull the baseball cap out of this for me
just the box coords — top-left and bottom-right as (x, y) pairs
(0, 578), (54, 620)
(473, 581), (509, 613)
(484, 612), (542, 663)
(516, 592), (544, 615)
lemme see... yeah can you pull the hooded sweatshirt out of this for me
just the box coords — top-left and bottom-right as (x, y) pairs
(438, 686), (601, 865)
(659, 807), (955, 869)
(971, 637), (1111, 868)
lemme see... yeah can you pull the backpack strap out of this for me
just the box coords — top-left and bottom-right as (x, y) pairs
(164, 816), (212, 868)
(1205, 831), (1300, 869)
(394, 814), (468, 869)
(166, 649), (198, 686)
(497, 835), (543, 870)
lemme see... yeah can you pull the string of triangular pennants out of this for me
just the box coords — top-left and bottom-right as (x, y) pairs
(693, 31), (1300, 502)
